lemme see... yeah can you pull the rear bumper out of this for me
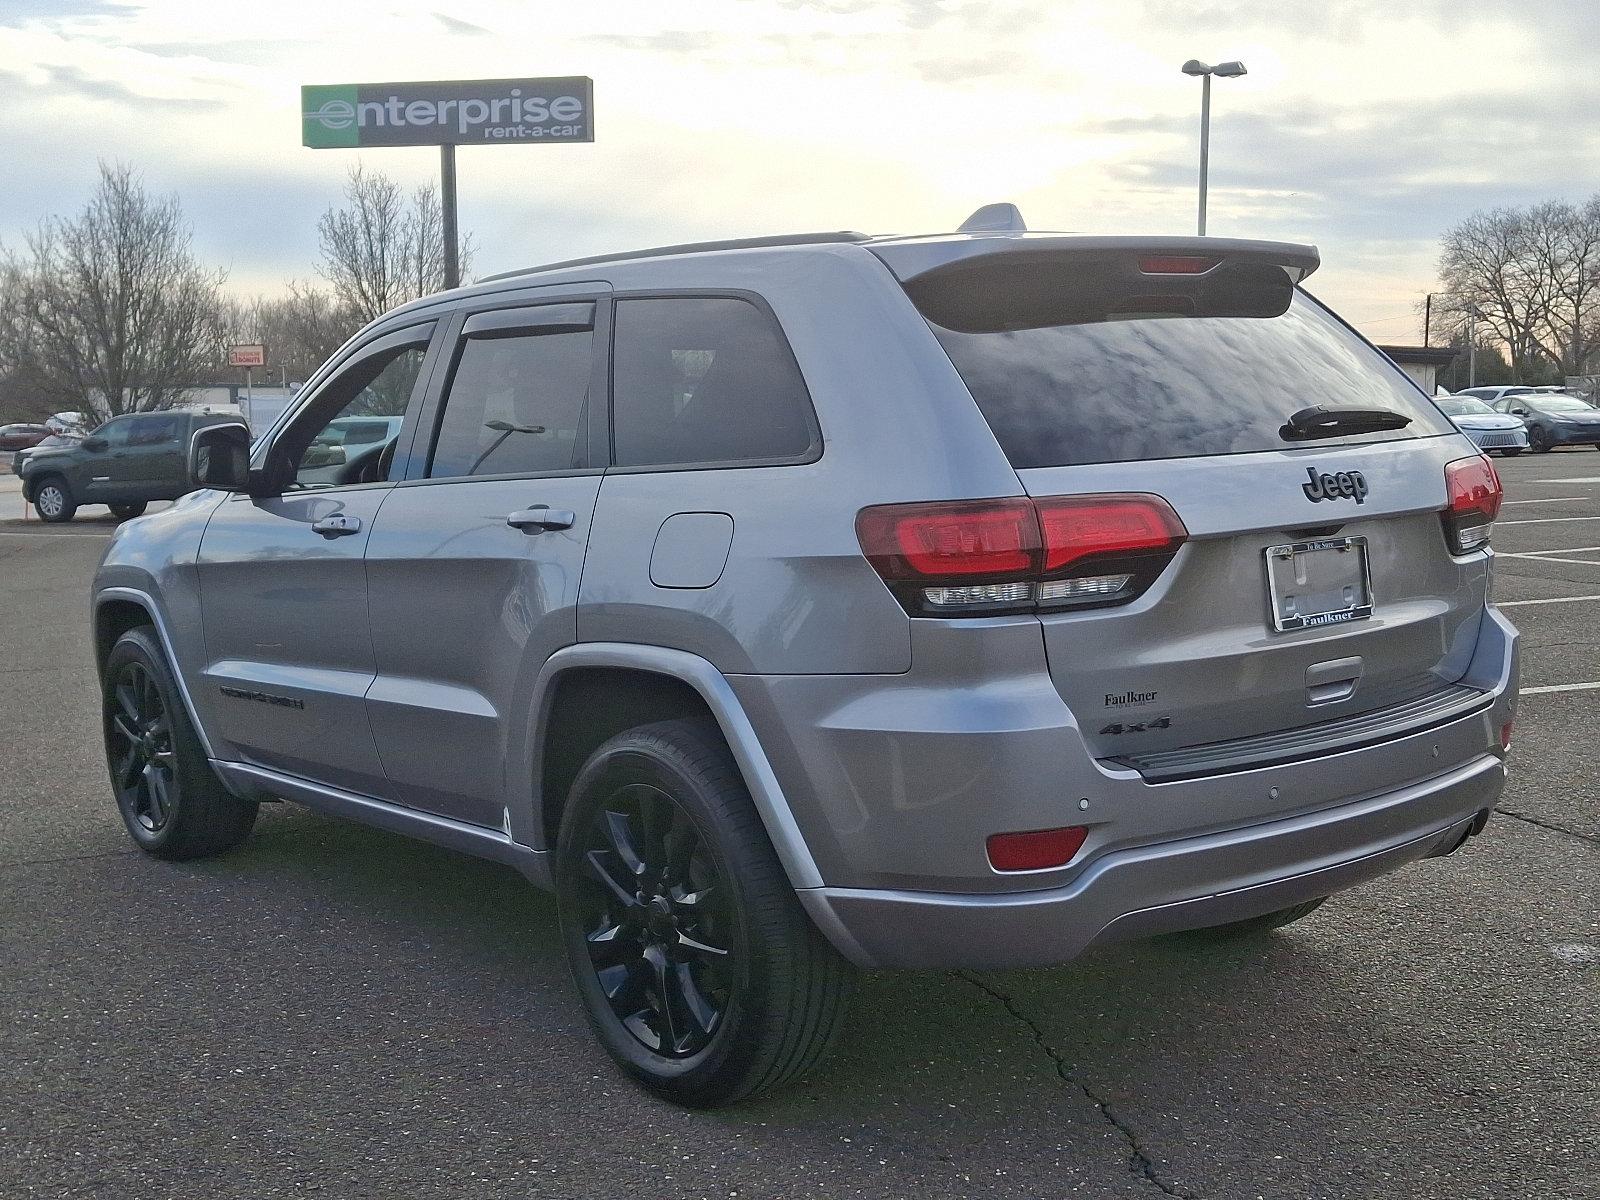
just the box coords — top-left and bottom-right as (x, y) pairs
(800, 752), (1504, 969)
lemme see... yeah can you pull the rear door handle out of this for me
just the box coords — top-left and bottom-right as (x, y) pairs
(507, 506), (576, 533)
(311, 515), (362, 538)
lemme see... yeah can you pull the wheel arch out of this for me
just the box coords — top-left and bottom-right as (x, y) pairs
(528, 644), (824, 891)
(93, 587), (217, 760)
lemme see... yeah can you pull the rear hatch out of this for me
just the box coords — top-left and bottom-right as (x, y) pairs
(874, 235), (1491, 763)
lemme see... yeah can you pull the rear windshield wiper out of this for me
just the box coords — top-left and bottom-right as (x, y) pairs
(1279, 405), (1412, 442)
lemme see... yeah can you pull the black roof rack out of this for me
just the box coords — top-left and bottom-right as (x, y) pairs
(479, 230), (872, 283)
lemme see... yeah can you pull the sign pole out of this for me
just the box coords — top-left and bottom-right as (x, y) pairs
(244, 366), (253, 428)
(441, 143), (460, 290)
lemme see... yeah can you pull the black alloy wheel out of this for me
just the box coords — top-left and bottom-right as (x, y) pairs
(101, 627), (257, 859)
(106, 659), (178, 834)
(570, 781), (736, 1059)
(556, 718), (854, 1106)
(1529, 424), (1552, 452)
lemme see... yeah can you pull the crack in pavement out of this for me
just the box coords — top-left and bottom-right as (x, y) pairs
(1497, 806), (1600, 849)
(953, 969), (1199, 1199)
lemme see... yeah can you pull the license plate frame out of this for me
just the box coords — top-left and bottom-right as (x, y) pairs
(1264, 536), (1373, 632)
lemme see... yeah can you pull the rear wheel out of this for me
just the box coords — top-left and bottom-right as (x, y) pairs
(109, 501), (147, 519)
(33, 477), (75, 522)
(1499, 447), (1523, 457)
(102, 627), (257, 859)
(555, 718), (855, 1107)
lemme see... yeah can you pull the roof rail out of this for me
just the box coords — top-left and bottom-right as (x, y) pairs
(480, 230), (872, 283)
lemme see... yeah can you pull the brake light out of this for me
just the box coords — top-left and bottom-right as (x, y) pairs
(1138, 254), (1220, 275)
(987, 826), (1089, 872)
(856, 493), (1187, 616)
(1443, 455), (1502, 554)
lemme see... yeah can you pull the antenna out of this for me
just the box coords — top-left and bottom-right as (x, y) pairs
(958, 203), (1027, 233)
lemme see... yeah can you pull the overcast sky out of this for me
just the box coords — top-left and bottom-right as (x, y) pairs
(1, 0), (1596, 342)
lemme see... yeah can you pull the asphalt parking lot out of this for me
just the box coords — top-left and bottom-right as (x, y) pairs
(1, 455), (1596, 1200)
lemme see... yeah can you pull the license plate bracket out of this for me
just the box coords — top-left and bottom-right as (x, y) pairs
(1264, 536), (1372, 632)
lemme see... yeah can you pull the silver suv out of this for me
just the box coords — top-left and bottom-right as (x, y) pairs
(92, 213), (1519, 1106)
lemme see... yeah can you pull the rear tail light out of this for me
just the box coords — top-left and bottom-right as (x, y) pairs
(1137, 254), (1220, 275)
(986, 826), (1089, 872)
(1443, 455), (1502, 554)
(857, 493), (1187, 616)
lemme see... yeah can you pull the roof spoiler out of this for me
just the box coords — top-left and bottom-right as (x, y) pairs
(871, 235), (1321, 284)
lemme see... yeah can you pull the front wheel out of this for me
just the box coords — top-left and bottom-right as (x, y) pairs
(1529, 425), (1552, 453)
(32, 477), (75, 522)
(1499, 447), (1523, 457)
(109, 501), (147, 519)
(103, 627), (258, 859)
(555, 718), (855, 1107)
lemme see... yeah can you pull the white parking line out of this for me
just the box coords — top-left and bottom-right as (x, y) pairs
(1498, 594), (1600, 607)
(1503, 497), (1590, 505)
(0, 531), (112, 539)
(1521, 681), (1600, 695)
(1499, 515), (1600, 525)
(1499, 544), (1600, 559)
(1533, 477), (1600, 484)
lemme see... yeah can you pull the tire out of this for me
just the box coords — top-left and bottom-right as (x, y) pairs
(1500, 448), (1523, 457)
(109, 502), (147, 520)
(102, 627), (258, 860)
(32, 476), (75, 522)
(1529, 425), (1552, 453)
(1176, 897), (1328, 940)
(555, 718), (855, 1107)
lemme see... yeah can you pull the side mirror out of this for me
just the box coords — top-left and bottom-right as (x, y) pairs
(82, 436), (108, 453)
(189, 422), (253, 492)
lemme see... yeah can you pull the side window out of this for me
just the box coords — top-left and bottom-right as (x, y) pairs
(126, 414), (183, 447)
(91, 419), (132, 448)
(276, 334), (430, 489)
(611, 297), (816, 469)
(428, 319), (593, 479)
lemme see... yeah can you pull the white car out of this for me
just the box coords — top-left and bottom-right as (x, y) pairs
(1436, 396), (1529, 456)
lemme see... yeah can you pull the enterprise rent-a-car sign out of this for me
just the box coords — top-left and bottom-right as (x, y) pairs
(302, 77), (593, 148)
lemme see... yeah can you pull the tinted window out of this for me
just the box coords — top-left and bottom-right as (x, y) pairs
(612, 297), (815, 468)
(91, 418), (133, 448)
(914, 265), (1453, 468)
(1531, 396), (1596, 413)
(127, 414), (183, 446)
(429, 328), (592, 478)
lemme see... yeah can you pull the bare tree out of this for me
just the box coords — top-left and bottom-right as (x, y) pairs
(220, 282), (358, 384)
(316, 165), (473, 323)
(0, 162), (226, 418)
(1437, 207), (1552, 379)
(1438, 197), (1600, 379)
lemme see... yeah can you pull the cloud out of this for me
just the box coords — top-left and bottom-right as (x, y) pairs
(433, 12), (491, 36)
(38, 62), (224, 110)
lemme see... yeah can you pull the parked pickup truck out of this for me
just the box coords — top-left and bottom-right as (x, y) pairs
(21, 409), (240, 522)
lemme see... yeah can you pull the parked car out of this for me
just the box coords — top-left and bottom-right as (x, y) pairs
(91, 213), (1518, 1106)
(0, 422), (51, 452)
(1454, 385), (1544, 406)
(20, 409), (238, 521)
(11, 431), (81, 477)
(1491, 392), (1600, 451)
(1436, 396), (1528, 456)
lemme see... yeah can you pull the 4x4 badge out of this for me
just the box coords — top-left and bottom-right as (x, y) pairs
(1301, 467), (1368, 504)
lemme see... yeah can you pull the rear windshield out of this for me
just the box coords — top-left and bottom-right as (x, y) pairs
(913, 260), (1453, 468)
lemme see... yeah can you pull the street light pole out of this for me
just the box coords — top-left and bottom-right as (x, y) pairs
(1197, 73), (1211, 236)
(1181, 59), (1247, 237)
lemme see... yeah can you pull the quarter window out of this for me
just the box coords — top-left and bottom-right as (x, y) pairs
(611, 297), (816, 468)
(429, 326), (593, 478)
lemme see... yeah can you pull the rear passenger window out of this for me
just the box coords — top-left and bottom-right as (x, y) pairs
(430, 326), (593, 478)
(612, 297), (816, 468)
(127, 415), (182, 446)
